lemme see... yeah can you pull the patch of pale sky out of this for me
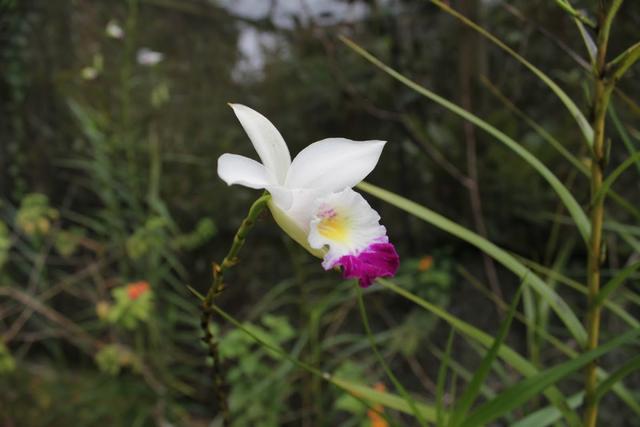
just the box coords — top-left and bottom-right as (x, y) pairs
(217, 0), (370, 29)
(215, 0), (371, 79)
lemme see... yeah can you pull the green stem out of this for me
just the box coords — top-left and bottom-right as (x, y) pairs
(584, 1), (623, 425)
(553, 0), (597, 28)
(356, 285), (430, 427)
(200, 192), (270, 427)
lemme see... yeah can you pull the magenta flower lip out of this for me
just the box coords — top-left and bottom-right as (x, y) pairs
(333, 242), (400, 288)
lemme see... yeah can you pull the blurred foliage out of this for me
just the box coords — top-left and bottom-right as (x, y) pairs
(15, 193), (59, 237)
(1, 0), (639, 426)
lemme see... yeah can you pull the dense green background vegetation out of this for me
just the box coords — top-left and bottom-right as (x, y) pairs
(1, 0), (639, 426)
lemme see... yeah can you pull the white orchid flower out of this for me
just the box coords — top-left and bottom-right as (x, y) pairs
(218, 104), (399, 287)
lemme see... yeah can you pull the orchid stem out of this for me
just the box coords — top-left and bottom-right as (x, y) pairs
(200, 192), (271, 427)
(584, 1), (624, 425)
(356, 284), (430, 427)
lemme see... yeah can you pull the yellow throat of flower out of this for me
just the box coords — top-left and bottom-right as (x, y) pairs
(317, 210), (350, 243)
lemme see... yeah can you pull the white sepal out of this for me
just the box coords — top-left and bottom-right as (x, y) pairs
(229, 104), (291, 184)
(217, 153), (271, 189)
(269, 200), (324, 258)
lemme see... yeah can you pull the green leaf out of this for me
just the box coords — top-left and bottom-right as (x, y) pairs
(595, 355), (640, 402)
(376, 278), (579, 426)
(610, 103), (640, 176)
(595, 261), (640, 307)
(512, 392), (584, 427)
(593, 152), (640, 205)
(468, 258), (640, 416)
(429, 0), (594, 145)
(436, 329), (456, 427)
(360, 181), (587, 346)
(356, 286), (429, 426)
(331, 377), (438, 422)
(448, 287), (522, 427)
(552, 0), (597, 28)
(459, 328), (640, 427)
(480, 76), (588, 175)
(341, 36), (590, 244)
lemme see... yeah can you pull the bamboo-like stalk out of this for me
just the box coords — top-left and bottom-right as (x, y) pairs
(200, 193), (271, 427)
(583, 1), (622, 425)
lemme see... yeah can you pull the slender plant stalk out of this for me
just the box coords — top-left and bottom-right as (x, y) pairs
(200, 192), (271, 427)
(584, 1), (624, 425)
(356, 285), (429, 427)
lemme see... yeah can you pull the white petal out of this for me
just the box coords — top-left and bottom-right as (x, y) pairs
(229, 104), (291, 184)
(285, 138), (386, 192)
(307, 188), (387, 268)
(217, 153), (270, 189)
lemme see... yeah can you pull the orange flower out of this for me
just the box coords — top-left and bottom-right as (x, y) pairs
(418, 255), (433, 272)
(127, 281), (150, 300)
(367, 383), (388, 427)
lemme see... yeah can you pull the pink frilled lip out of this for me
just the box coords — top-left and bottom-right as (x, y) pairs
(330, 242), (400, 288)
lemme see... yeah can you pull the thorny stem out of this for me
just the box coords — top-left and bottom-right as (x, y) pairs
(584, 1), (623, 426)
(200, 192), (271, 427)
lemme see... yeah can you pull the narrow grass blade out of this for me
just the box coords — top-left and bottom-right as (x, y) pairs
(512, 392), (584, 427)
(429, 0), (594, 145)
(356, 286), (429, 426)
(376, 278), (580, 426)
(460, 328), (640, 427)
(436, 329), (456, 427)
(593, 152), (640, 204)
(595, 261), (640, 307)
(552, 0), (597, 28)
(360, 181), (587, 346)
(481, 77), (640, 223)
(331, 377), (439, 422)
(594, 355), (640, 403)
(480, 76), (588, 175)
(574, 18), (597, 63)
(610, 103), (640, 175)
(463, 259), (640, 415)
(342, 36), (590, 244)
(448, 287), (522, 427)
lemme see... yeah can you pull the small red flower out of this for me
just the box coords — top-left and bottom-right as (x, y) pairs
(127, 281), (150, 300)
